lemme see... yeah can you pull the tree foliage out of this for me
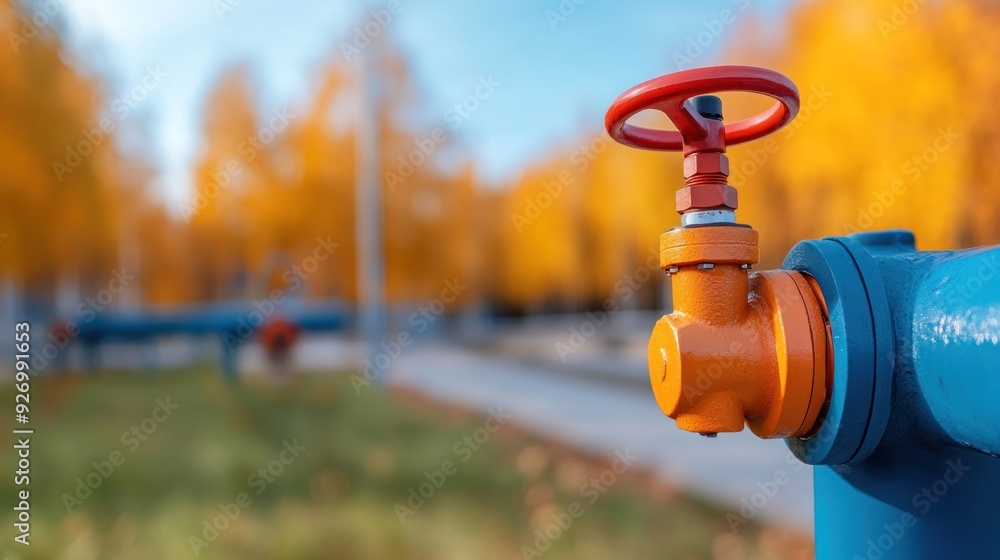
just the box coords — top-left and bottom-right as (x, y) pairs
(4, 0), (999, 311)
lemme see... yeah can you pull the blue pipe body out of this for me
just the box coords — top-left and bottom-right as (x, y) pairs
(783, 230), (1000, 559)
(70, 300), (354, 379)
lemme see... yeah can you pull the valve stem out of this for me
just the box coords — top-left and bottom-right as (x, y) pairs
(677, 95), (737, 223)
(693, 95), (723, 121)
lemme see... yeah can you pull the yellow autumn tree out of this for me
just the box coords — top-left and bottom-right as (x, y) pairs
(722, 0), (999, 264)
(0, 0), (129, 294)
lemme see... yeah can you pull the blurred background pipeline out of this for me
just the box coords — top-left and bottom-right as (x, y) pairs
(1, 0), (999, 558)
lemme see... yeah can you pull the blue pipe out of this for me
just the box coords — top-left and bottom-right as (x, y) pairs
(69, 300), (354, 378)
(783, 230), (1000, 559)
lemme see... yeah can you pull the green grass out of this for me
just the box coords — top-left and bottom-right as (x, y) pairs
(0, 368), (811, 559)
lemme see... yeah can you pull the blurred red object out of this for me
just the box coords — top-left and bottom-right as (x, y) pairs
(259, 316), (300, 360)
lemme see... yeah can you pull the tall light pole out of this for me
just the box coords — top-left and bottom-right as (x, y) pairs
(355, 27), (387, 382)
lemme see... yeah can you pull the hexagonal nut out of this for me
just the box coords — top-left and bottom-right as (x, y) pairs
(676, 184), (738, 212)
(683, 152), (730, 179)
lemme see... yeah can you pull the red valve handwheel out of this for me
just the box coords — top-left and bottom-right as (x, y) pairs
(605, 66), (800, 155)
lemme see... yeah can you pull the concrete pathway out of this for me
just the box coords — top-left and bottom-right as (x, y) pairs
(388, 342), (814, 533)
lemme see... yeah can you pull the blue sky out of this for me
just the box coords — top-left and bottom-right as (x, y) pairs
(58, 0), (795, 208)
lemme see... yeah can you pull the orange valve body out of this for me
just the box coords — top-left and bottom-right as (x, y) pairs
(649, 226), (828, 437)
